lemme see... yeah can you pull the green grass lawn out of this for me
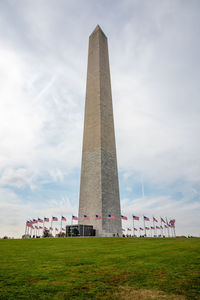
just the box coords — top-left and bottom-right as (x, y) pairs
(0, 237), (199, 299)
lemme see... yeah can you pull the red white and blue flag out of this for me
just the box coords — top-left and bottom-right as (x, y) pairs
(72, 215), (78, 220)
(44, 217), (49, 222)
(161, 217), (166, 223)
(35, 226), (38, 229)
(169, 219), (176, 225)
(151, 226), (155, 229)
(133, 215), (139, 220)
(62, 216), (66, 221)
(164, 225), (168, 228)
(38, 218), (43, 223)
(121, 215), (127, 220)
(96, 215), (102, 220)
(32, 219), (38, 224)
(27, 221), (32, 227)
(62, 228), (65, 231)
(134, 228), (138, 231)
(39, 226), (43, 229)
(55, 228), (58, 231)
(153, 217), (158, 222)
(144, 216), (150, 221)
(122, 229), (125, 231)
(50, 227), (53, 230)
(108, 214), (115, 220)
(160, 225), (163, 229)
(128, 228), (131, 231)
(84, 215), (90, 220)
(156, 226), (160, 229)
(139, 227), (144, 230)
(52, 216), (58, 221)
(145, 227), (150, 230)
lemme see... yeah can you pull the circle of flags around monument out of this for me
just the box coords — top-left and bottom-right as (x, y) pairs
(25, 214), (176, 237)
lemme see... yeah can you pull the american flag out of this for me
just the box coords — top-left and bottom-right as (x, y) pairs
(32, 219), (38, 224)
(164, 225), (168, 228)
(153, 217), (158, 222)
(84, 215), (90, 220)
(139, 227), (144, 230)
(145, 227), (150, 230)
(62, 228), (65, 231)
(44, 227), (48, 230)
(55, 228), (58, 231)
(156, 226), (160, 229)
(50, 227), (53, 230)
(39, 226), (43, 229)
(44, 217), (49, 222)
(133, 215), (139, 220)
(52, 216), (58, 221)
(122, 228), (125, 231)
(62, 216), (66, 221)
(72, 215), (78, 220)
(144, 216), (150, 221)
(108, 214), (115, 220)
(151, 226), (155, 229)
(96, 215), (102, 220)
(169, 219), (176, 225)
(161, 217), (166, 223)
(134, 228), (138, 231)
(35, 226), (38, 229)
(128, 228), (131, 231)
(38, 218), (43, 223)
(121, 215), (127, 220)
(160, 226), (163, 229)
(27, 221), (32, 227)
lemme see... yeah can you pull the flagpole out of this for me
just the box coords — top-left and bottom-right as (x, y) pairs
(43, 217), (45, 236)
(153, 216), (155, 237)
(71, 215), (73, 237)
(25, 222), (27, 237)
(143, 216), (146, 237)
(171, 218), (175, 237)
(173, 220), (176, 237)
(133, 216), (134, 236)
(61, 216), (62, 235)
(166, 217), (170, 237)
(51, 217), (53, 237)
(159, 217), (161, 237)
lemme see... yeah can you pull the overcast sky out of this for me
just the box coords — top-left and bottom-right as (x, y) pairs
(0, 0), (199, 238)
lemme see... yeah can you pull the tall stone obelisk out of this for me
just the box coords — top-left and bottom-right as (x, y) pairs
(78, 25), (121, 236)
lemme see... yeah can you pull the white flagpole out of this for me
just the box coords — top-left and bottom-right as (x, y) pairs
(132, 216), (134, 236)
(143, 216), (146, 237)
(51, 217), (53, 237)
(25, 222), (27, 237)
(153, 216), (156, 237)
(166, 217), (170, 237)
(61, 216), (62, 235)
(71, 215), (73, 237)
(43, 217), (45, 235)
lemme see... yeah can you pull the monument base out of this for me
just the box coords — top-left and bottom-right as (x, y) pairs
(66, 225), (96, 237)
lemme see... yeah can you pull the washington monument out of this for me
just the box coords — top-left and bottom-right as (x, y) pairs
(78, 25), (122, 236)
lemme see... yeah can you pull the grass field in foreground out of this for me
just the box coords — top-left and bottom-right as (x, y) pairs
(0, 238), (199, 299)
